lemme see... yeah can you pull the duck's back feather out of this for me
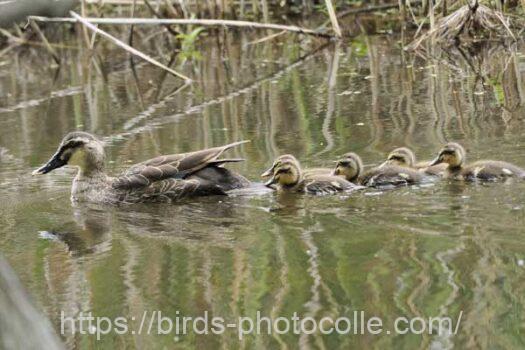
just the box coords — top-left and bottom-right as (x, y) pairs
(302, 175), (358, 195)
(189, 166), (250, 191)
(359, 165), (423, 187)
(112, 141), (249, 190)
(119, 178), (226, 203)
(460, 160), (525, 180)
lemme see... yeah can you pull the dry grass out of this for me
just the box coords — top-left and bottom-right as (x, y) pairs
(407, 2), (517, 50)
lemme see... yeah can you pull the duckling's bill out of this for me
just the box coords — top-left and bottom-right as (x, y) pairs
(377, 160), (389, 169)
(261, 168), (273, 178)
(261, 160), (278, 177)
(428, 156), (442, 166)
(264, 176), (278, 187)
(260, 164), (275, 187)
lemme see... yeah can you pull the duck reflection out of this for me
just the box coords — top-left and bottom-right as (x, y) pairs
(40, 203), (112, 257)
(267, 192), (309, 217)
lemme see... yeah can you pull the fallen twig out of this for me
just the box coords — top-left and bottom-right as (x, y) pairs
(0, 86), (83, 114)
(324, 0), (342, 37)
(317, 0), (423, 30)
(243, 30), (286, 46)
(85, 0), (150, 4)
(29, 20), (60, 64)
(142, 0), (178, 36)
(29, 16), (335, 38)
(69, 11), (191, 81)
(119, 42), (331, 136)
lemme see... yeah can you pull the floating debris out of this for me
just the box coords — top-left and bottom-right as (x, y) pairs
(38, 231), (59, 241)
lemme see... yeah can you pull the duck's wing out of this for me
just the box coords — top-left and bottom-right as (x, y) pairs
(121, 178), (226, 203)
(303, 176), (356, 195)
(360, 166), (422, 187)
(188, 166), (250, 191)
(113, 141), (249, 189)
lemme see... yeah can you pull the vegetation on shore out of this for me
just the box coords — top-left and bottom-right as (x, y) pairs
(0, 1), (523, 84)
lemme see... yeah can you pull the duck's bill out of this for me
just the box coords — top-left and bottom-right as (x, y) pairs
(264, 177), (277, 187)
(260, 167), (274, 178)
(428, 156), (442, 167)
(377, 161), (389, 169)
(32, 153), (67, 175)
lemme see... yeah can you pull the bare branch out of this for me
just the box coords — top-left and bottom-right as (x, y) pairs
(29, 15), (335, 38)
(69, 11), (191, 81)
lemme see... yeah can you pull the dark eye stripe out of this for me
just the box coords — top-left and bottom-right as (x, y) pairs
(57, 140), (84, 161)
(276, 168), (291, 175)
(65, 140), (84, 148)
(389, 155), (404, 161)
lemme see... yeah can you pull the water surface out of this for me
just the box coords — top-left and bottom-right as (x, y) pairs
(1, 28), (525, 349)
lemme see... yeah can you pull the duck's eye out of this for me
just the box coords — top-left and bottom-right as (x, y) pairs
(59, 149), (73, 161)
(339, 160), (351, 166)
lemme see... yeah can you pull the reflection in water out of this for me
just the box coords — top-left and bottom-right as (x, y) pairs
(40, 205), (113, 257)
(316, 42), (340, 156)
(1, 28), (525, 349)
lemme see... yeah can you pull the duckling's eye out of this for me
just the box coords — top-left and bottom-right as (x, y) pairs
(276, 167), (292, 174)
(339, 161), (351, 166)
(441, 150), (455, 156)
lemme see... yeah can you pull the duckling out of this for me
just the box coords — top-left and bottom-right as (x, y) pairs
(261, 154), (358, 195)
(332, 152), (363, 183)
(429, 142), (525, 181)
(333, 152), (423, 187)
(32, 132), (251, 204)
(381, 147), (447, 176)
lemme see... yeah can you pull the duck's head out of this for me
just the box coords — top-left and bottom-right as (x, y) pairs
(380, 147), (415, 168)
(261, 154), (302, 187)
(429, 142), (465, 168)
(33, 132), (105, 176)
(333, 152), (362, 182)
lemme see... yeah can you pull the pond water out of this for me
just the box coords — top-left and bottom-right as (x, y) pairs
(1, 25), (525, 349)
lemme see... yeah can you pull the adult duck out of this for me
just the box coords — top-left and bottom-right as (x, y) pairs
(32, 132), (250, 203)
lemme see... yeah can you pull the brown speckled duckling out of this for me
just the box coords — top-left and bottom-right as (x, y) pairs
(429, 142), (525, 181)
(381, 147), (447, 176)
(32, 132), (250, 204)
(261, 154), (358, 195)
(334, 152), (423, 187)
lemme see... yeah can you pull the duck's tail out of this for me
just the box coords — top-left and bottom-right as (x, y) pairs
(208, 158), (245, 166)
(212, 140), (250, 163)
